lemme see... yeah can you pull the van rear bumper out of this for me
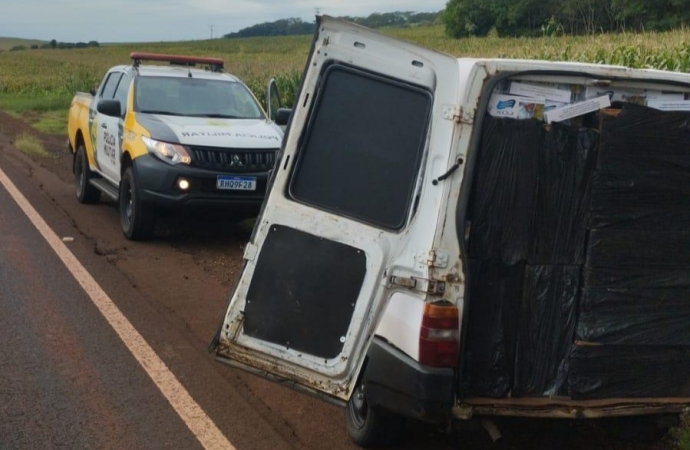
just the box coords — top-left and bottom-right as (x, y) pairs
(363, 337), (454, 424)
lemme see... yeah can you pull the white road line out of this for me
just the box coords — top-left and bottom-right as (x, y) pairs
(0, 166), (235, 450)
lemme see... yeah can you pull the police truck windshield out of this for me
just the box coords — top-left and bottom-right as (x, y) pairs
(135, 76), (264, 119)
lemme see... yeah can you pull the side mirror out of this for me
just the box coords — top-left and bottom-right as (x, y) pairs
(266, 78), (282, 121)
(97, 99), (122, 117)
(89, 88), (97, 96)
(275, 108), (291, 126)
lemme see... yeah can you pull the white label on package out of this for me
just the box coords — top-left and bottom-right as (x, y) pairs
(510, 82), (572, 103)
(647, 91), (685, 101)
(488, 94), (544, 120)
(543, 95), (611, 124)
(585, 87), (645, 103)
(647, 100), (690, 111)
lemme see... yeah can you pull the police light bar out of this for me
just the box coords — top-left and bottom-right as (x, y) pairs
(130, 52), (224, 72)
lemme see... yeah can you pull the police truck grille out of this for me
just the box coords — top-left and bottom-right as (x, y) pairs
(188, 146), (278, 172)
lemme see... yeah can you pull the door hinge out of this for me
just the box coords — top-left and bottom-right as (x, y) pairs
(429, 250), (449, 268)
(426, 280), (446, 296)
(243, 242), (258, 261)
(442, 104), (475, 124)
(416, 250), (450, 268)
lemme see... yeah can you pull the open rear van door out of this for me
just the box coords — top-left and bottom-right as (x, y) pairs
(212, 16), (462, 402)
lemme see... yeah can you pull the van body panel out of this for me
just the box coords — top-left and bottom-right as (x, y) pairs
(373, 293), (425, 361)
(214, 16), (690, 421)
(215, 16), (462, 401)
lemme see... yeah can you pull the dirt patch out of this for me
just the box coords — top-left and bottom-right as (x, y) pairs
(0, 111), (72, 181)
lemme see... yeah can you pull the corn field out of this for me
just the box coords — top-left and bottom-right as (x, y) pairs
(3, 26), (690, 110)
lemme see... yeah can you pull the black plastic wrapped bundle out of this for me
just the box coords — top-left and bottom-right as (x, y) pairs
(530, 124), (598, 264)
(589, 170), (690, 230)
(463, 260), (524, 398)
(597, 103), (690, 174)
(513, 265), (580, 397)
(578, 288), (690, 346)
(567, 345), (690, 399)
(585, 229), (690, 288)
(468, 116), (543, 265)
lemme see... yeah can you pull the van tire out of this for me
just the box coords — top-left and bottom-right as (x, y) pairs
(119, 167), (155, 240)
(344, 382), (403, 448)
(74, 144), (101, 204)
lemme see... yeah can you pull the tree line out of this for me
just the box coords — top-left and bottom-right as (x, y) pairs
(9, 39), (100, 52)
(442, 0), (690, 38)
(223, 11), (441, 39)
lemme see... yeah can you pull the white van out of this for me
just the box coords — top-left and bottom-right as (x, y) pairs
(211, 16), (690, 447)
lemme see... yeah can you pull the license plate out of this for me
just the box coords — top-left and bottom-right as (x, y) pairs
(216, 176), (256, 191)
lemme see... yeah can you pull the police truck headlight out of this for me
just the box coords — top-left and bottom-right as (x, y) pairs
(142, 136), (191, 165)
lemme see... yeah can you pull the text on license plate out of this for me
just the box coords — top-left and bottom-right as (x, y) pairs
(216, 176), (256, 191)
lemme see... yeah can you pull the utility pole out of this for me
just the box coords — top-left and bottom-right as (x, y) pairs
(208, 24), (215, 39)
(314, 7), (321, 16)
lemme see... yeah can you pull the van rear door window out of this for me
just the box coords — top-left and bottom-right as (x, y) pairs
(289, 65), (432, 230)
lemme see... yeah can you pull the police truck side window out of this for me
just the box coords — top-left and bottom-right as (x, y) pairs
(100, 73), (123, 100)
(113, 73), (132, 110)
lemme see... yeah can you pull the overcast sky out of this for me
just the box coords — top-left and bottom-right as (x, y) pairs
(2, 0), (446, 43)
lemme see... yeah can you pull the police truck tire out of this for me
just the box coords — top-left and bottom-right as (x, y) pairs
(344, 381), (404, 448)
(74, 144), (101, 204)
(119, 167), (155, 240)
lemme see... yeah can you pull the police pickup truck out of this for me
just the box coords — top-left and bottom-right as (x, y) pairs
(67, 52), (286, 239)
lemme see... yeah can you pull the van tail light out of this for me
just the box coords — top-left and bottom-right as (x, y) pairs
(419, 302), (459, 368)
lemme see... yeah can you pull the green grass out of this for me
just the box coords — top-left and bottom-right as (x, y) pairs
(31, 109), (68, 134)
(671, 416), (690, 450)
(4, 109), (20, 119)
(0, 92), (72, 113)
(0, 93), (71, 136)
(13, 133), (49, 157)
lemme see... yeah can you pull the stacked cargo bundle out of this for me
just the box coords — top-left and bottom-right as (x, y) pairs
(464, 259), (524, 397)
(464, 117), (598, 397)
(513, 124), (597, 397)
(468, 116), (543, 266)
(466, 92), (690, 401)
(569, 104), (690, 399)
(464, 116), (542, 397)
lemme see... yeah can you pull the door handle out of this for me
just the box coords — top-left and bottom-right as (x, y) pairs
(101, 123), (107, 129)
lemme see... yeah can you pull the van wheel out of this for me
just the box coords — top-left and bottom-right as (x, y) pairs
(74, 144), (101, 204)
(119, 167), (155, 240)
(345, 382), (403, 448)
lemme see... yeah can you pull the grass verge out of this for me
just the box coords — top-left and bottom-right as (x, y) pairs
(13, 133), (49, 157)
(0, 93), (72, 114)
(31, 109), (67, 134)
(671, 416), (690, 450)
(0, 93), (69, 136)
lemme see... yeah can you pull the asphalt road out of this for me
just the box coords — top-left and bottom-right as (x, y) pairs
(0, 168), (208, 449)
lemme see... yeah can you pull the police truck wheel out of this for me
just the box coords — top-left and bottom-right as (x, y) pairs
(74, 144), (101, 204)
(119, 167), (155, 240)
(344, 382), (403, 448)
